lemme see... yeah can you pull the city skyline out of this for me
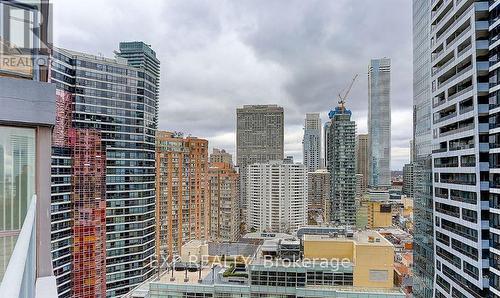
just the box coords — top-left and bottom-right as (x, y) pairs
(0, 1), (455, 297)
(51, 0), (413, 170)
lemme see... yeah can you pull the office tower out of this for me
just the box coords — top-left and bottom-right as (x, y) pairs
(302, 113), (321, 172)
(210, 148), (233, 165)
(307, 169), (331, 224)
(284, 155), (294, 163)
(402, 163), (414, 197)
(323, 120), (332, 168)
(155, 131), (209, 260)
(368, 58), (391, 188)
(208, 162), (240, 242)
(246, 160), (307, 233)
(326, 105), (356, 226)
(134, 230), (403, 298)
(430, 0), (490, 297)
(412, 0), (434, 296)
(356, 134), (369, 192)
(236, 105), (284, 224)
(50, 45), (159, 297)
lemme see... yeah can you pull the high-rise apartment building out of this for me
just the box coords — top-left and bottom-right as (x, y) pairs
(246, 160), (307, 233)
(236, 105), (284, 225)
(356, 134), (369, 192)
(355, 173), (365, 198)
(50, 44), (159, 297)
(402, 163), (414, 197)
(490, 2), (500, 297)
(208, 162), (240, 242)
(323, 121), (332, 168)
(368, 58), (391, 188)
(412, 0), (434, 297)
(302, 113), (321, 172)
(117, 41), (160, 99)
(155, 131), (209, 260)
(326, 105), (356, 226)
(210, 148), (233, 165)
(116, 41), (160, 132)
(430, 1), (490, 297)
(307, 169), (331, 224)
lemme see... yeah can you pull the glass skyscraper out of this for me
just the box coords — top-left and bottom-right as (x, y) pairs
(368, 58), (391, 188)
(50, 44), (160, 297)
(326, 105), (356, 226)
(302, 113), (321, 172)
(412, 1), (434, 297)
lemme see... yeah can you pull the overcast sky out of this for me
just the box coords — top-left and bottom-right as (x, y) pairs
(52, 0), (413, 170)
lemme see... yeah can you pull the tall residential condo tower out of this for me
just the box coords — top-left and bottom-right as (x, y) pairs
(323, 121), (332, 168)
(302, 113), (321, 172)
(412, 0), (434, 297)
(50, 44), (160, 297)
(236, 105), (284, 226)
(155, 131), (209, 260)
(208, 162), (240, 242)
(356, 133), (369, 193)
(430, 0), (490, 297)
(246, 160), (307, 233)
(210, 148), (233, 165)
(326, 105), (356, 226)
(368, 58), (391, 189)
(307, 169), (331, 224)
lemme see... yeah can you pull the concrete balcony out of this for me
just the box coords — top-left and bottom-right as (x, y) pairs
(440, 123), (474, 137)
(448, 85), (473, 102)
(437, 65), (473, 91)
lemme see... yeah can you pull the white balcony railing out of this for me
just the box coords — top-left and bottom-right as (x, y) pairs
(0, 195), (37, 298)
(0, 195), (57, 298)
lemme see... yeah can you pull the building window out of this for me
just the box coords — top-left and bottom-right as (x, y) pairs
(369, 269), (388, 282)
(0, 126), (36, 279)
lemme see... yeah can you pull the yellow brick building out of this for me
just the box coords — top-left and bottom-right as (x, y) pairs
(303, 231), (395, 289)
(368, 201), (393, 228)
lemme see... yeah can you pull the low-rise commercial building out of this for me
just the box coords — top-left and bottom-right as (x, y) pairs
(135, 230), (403, 297)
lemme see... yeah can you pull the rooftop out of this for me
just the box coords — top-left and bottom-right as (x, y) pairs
(303, 230), (393, 247)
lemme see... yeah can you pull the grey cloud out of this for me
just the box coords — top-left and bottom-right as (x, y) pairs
(52, 0), (412, 170)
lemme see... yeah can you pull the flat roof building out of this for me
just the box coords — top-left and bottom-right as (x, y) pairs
(131, 230), (403, 298)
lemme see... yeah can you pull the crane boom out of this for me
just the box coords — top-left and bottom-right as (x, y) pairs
(342, 74), (358, 103)
(339, 74), (358, 104)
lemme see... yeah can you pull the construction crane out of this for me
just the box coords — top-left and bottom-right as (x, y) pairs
(337, 74), (358, 110)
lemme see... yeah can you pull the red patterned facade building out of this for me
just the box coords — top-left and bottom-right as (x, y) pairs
(52, 90), (107, 298)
